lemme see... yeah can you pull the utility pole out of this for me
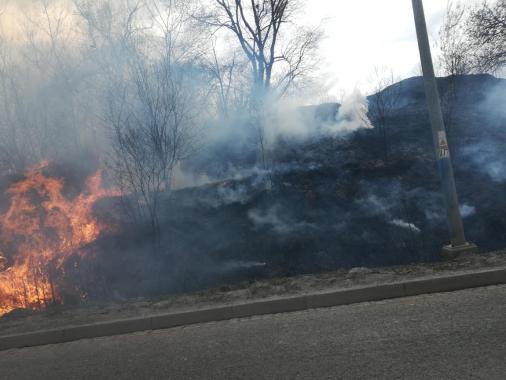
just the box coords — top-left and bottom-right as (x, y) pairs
(411, 0), (477, 257)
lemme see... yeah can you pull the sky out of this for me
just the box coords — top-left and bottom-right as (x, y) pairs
(0, 0), (489, 97)
(303, 0), (484, 96)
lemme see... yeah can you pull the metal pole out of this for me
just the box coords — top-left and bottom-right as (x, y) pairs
(411, 0), (476, 255)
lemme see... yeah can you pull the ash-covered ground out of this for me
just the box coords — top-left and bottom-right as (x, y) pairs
(1, 250), (504, 336)
(85, 74), (506, 300)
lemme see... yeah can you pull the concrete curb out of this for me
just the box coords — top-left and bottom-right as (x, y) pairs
(1, 267), (505, 351)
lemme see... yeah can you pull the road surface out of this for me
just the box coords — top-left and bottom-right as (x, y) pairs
(1, 285), (505, 379)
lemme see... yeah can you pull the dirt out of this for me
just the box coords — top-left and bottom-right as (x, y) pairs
(1, 250), (505, 337)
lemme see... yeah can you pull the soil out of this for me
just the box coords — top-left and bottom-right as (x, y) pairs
(1, 250), (505, 337)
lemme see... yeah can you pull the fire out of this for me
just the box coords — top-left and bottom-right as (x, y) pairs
(0, 162), (119, 316)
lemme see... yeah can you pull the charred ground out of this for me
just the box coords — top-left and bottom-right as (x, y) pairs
(1, 74), (505, 305)
(83, 74), (506, 300)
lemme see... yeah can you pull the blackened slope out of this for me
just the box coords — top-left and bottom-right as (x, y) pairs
(95, 75), (506, 298)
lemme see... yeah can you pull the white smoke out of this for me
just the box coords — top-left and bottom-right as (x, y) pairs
(264, 90), (373, 144)
(216, 183), (253, 205)
(390, 219), (421, 233)
(172, 163), (214, 190)
(218, 260), (267, 273)
(248, 205), (316, 234)
(461, 143), (506, 183)
(358, 195), (393, 216)
(327, 90), (373, 134)
(460, 204), (476, 218)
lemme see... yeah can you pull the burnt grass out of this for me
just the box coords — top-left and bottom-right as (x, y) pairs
(77, 74), (506, 301)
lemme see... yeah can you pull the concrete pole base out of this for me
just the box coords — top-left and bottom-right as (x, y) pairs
(442, 242), (479, 260)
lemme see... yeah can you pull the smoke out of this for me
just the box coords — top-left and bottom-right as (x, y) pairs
(172, 163), (214, 190)
(460, 204), (476, 218)
(1, 0), (505, 312)
(355, 180), (403, 217)
(264, 90), (373, 144)
(459, 79), (506, 183)
(216, 260), (267, 274)
(331, 90), (373, 133)
(355, 181), (448, 231)
(84, 74), (506, 298)
(390, 219), (421, 233)
(357, 195), (393, 216)
(175, 90), (373, 191)
(248, 205), (316, 235)
(461, 142), (506, 183)
(480, 78), (506, 120)
(217, 183), (254, 205)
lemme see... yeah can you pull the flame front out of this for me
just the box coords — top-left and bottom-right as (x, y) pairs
(0, 162), (118, 316)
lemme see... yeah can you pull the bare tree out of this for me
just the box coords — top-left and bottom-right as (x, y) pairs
(467, 0), (506, 73)
(368, 68), (401, 167)
(438, 1), (473, 137)
(0, 31), (26, 173)
(0, 1), (90, 174)
(197, 0), (321, 174)
(24, 0), (87, 154)
(198, 0), (321, 99)
(108, 64), (196, 243)
(205, 41), (250, 118)
(96, 1), (201, 246)
(439, 1), (473, 77)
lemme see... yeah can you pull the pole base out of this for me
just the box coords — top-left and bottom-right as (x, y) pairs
(441, 242), (479, 260)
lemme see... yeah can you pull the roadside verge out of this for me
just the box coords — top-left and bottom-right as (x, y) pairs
(1, 267), (505, 351)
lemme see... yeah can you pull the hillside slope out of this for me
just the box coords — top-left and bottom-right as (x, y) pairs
(91, 74), (506, 297)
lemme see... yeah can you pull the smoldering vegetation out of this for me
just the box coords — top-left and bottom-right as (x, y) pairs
(0, 1), (505, 306)
(80, 74), (505, 300)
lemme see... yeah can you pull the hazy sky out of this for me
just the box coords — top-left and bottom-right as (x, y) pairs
(0, 0), (488, 97)
(305, 0), (483, 95)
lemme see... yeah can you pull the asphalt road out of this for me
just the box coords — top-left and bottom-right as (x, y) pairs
(1, 285), (505, 380)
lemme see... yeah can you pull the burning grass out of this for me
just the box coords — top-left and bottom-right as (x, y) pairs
(0, 162), (119, 316)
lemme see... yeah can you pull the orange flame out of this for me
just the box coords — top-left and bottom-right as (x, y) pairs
(0, 162), (119, 316)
